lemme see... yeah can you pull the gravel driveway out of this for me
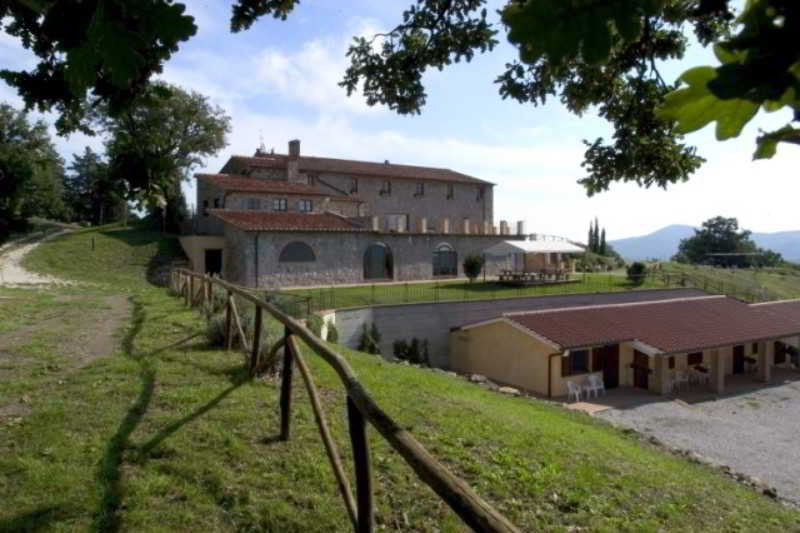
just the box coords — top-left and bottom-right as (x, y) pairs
(0, 231), (71, 286)
(597, 373), (800, 504)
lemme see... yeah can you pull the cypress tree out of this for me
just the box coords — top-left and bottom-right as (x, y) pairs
(600, 228), (607, 256)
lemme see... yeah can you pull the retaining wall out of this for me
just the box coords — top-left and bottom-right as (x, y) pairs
(331, 288), (709, 368)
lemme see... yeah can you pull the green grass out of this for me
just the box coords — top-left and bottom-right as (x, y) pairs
(664, 262), (800, 301)
(289, 274), (665, 310)
(1, 227), (799, 531)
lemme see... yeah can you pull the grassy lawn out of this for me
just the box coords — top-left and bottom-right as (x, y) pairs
(289, 274), (665, 311)
(664, 263), (800, 301)
(1, 226), (799, 531)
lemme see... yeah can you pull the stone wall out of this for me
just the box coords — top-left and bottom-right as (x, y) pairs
(331, 288), (710, 368)
(316, 172), (493, 231)
(195, 179), (226, 235)
(223, 229), (515, 288)
(225, 192), (360, 217)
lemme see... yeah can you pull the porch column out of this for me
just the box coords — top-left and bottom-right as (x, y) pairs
(710, 349), (725, 394)
(655, 356), (670, 396)
(757, 340), (772, 382)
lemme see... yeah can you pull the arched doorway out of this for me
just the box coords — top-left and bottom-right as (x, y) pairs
(433, 243), (457, 277)
(363, 242), (393, 280)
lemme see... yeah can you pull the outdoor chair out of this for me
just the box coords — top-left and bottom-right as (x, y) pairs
(585, 374), (606, 398)
(673, 371), (689, 391)
(566, 380), (582, 403)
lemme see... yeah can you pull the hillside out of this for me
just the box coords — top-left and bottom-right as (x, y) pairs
(1, 226), (798, 530)
(612, 225), (800, 261)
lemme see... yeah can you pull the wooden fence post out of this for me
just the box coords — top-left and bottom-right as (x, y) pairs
(347, 397), (373, 532)
(251, 306), (263, 375)
(189, 275), (195, 307)
(280, 327), (294, 441)
(225, 291), (233, 351)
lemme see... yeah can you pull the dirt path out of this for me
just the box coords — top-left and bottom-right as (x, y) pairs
(0, 231), (72, 286)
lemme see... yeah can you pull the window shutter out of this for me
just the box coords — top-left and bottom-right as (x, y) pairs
(561, 355), (569, 377)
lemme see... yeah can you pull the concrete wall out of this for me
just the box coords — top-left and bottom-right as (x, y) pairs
(195, 178), (226, 235)
(331, 288), (708, 368)
(449, 321), (552, 394)
(225, 229), (512, 288)
(179, 235), (226, 273)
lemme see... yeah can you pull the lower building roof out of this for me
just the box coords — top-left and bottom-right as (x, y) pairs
(210, 211), (370, 232)
(198, 173), (362, 202)
(462, 296), (800, 355)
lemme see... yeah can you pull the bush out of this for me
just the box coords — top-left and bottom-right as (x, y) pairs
(358, 323), (382, 355)
(626, 262), (647, 285)
(307, 314), (324, 337)
(392, 339), (409, 360)
(463, 254), (485, 282)
(326, 320), (339, 343)
(206, 312), (227, 347)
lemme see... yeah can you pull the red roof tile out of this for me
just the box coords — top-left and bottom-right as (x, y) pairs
(210, 210), (369, 232)
(222, 154), (492, 185)
(500, 296), (800, 353)
(198, 174), (362, 202)
(752, 300), (800, 324)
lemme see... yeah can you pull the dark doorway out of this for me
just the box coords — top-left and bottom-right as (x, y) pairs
(205, 249), (222, 276)
(592, 344), (620, 389)
(733, 345), (745, 375)
(775, 342), (787, 365)
(633, 350), (649, 389)
(363, 243), (393, 280)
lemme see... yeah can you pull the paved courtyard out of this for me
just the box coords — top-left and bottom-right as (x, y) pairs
(595, 369), (800, 504)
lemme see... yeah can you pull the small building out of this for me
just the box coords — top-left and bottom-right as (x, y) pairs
(449, 296), (800, 398)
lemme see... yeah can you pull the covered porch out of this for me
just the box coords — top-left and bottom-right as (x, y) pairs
(484, 237), (583, 286)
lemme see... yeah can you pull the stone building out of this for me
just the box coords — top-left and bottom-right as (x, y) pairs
(180, 139), (524, 287)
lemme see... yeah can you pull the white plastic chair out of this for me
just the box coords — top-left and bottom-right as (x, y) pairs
(566, 380), (582, 402)
(673, 371), (689, 391)
(588, 374), (606, 397)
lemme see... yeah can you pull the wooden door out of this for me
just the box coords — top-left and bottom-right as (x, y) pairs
(633, 350), (649, 389)
(733, 345), (745, 375)
(593, 344), (620, 389)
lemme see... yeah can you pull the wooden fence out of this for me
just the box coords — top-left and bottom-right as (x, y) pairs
(169, 268), (519, 533)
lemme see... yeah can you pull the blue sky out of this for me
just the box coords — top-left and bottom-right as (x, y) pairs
(1, 0), (797, 241)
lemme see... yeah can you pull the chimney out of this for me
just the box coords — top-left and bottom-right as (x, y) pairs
(371, 216), (380, 232)
(483, 221), (491, 235)
(419, 216), (428, 233)
(516, 220), (526, 236)
(289, 139), (300, 159)
(287, 139), (302, 183)
(463, 218), (470, 234)
(500, 220), (509, 235)
(492, 225), (497, 235)
(442, 217), (450, 234)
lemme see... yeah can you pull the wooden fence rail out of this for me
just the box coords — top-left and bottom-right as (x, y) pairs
(169, 268), (519, 533)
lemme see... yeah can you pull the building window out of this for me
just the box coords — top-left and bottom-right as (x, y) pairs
(752, 342), (759, 353)
(433, 243), (457, 277)
(446, 184), (454, 199)
(308, 173), (317, 186)
(414, 182), (425, 197)
(668, 356), (675, 369)
(246, 198), (260, 210)
(213, 197), (220, 208)
(202, 199), (209, 216)
(278, 241), (316, 263)
(273, 198), (288, 211)
(562, 349), (590, 376)
(476, 185), (485, 201)
(349, 177), (359, 193)
(688, 352), (703, 366)
(297, 199), (313, 212)
(380, 180), (392, 196)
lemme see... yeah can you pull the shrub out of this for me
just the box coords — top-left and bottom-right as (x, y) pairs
(393, 339), (409, 360)
(463, 254), (485, 282)
(626, 262), (647, 285)
(409, 337), (421, 363)
(358, 323), (382, 355)
(206, 312), (227, 347)
(326, 320), (339, 343)
(307, 314), (324, 338)
(421, 339), (430, 366)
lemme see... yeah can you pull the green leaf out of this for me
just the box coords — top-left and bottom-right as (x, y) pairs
(754, 125), (800, 160)
(658, 66), (759, 140)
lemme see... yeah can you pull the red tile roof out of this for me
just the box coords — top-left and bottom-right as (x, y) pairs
(198, 174), (362, 202)
(221, 154), (492, 185)
(498, 296), (800, 354)
(210, 210), (370, 232)
(752, 300), (800, 324)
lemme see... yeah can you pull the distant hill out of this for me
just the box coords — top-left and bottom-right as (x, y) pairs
(610, 225), (800, 262)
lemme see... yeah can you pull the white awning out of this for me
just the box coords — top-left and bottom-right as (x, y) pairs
(483, 240), (585, 255)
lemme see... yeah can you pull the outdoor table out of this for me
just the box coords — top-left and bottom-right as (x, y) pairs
(693, 365), (708, 373)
